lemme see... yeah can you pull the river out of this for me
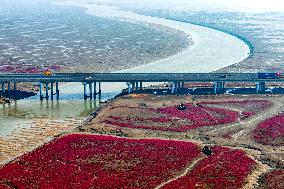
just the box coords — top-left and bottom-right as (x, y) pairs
(0, 2), (250, 138)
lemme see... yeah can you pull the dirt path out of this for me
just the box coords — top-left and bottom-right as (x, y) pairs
(235, 103), (284, 142)
(232, 115), (265, 141)
(154, 157), (205, 189)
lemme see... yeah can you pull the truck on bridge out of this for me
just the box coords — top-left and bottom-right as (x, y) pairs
(258, 72), (284, 79)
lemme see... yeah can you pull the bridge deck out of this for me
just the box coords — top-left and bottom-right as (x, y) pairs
(0, 73), (281, 83)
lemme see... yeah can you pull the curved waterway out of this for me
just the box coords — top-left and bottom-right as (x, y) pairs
(0, 2), (250, 137)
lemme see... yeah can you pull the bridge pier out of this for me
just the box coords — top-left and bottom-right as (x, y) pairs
(174, 82), (178, 93)
(98, 82), (102, 99)
(126, 82), (131, 94)
(39, 83), (43, 100)
(83, 82), (87, 100)
(214, 82), (225, 94)
(50, 82), (54, 100)
(45, 83), (49, 100)
(1, 83), (5, 94)
(178, 82), (182, 92)
(131, 82), (134, 93)
(39, 82), (56, 100)
(140, 82), (143, 93)
(135, 82), (139, 93)
(125, 82), (143, 94)
(89, 83), (93, 99)
(170, 82), (175, 94)
(56, 82), (59, 99)
(170, 82), (184, 94)
(14, 82), (17, 91)
(256, 82), (266, 94)
(213, 82), (217, 94)
(7, 82), (11, 92)
(173, 82), (176, 94)
(93, 82), (97, 98)
(85, 82), (101, 99)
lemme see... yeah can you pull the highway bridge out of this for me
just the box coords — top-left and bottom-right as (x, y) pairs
(0, 73), (278, 100)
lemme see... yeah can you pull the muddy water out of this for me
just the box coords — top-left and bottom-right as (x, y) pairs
(0, 82), (125, 137)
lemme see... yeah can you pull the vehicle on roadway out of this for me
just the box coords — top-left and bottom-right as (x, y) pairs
(258, 72), (284, 79)
(43, 70), (54, 76)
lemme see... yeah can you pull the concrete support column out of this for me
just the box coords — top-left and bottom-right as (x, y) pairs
(213, 82), (218, 94)
(45, 83), (49, 100)
(89, 83), (93, 99)
(13, 82), (17, 91)
(174, 82), (178, 93)
(171, 82), (175, 94)
(213, 82), (225, 94)
(39, 83), (43, 100)
(221, 82), (225, 89)
(94, 82), (97, 99)
(256, 82), (266, 94)
(98, 82), (102, 99)
(83, 82), (87, 99)
(260, 82), (266, 93)
(140, 82), (143, 93)
(256, 83), (260, 94)
(50, 82), (54, 100)
(135, 82), (139, 93)
(2, 83), (5, 93)
(127, 82), (131, 94)
(56, 82), (59, 99)
(131, 82), (135, 93)
(7, 82), (11, 92)
(219, 82), (225, 93)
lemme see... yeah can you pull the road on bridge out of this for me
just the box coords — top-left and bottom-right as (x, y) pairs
(0, 73), (276, 83)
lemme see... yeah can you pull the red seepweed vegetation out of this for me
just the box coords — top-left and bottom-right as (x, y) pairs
(0, 134), (257, 188)
(0, 134), (201, 189)
(198, 100), (272, 120)
(253, 113), (284, 146)
(161, 146), (257, 189)
(260, 169), (284, 189)
(103, 100), (271, 132)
